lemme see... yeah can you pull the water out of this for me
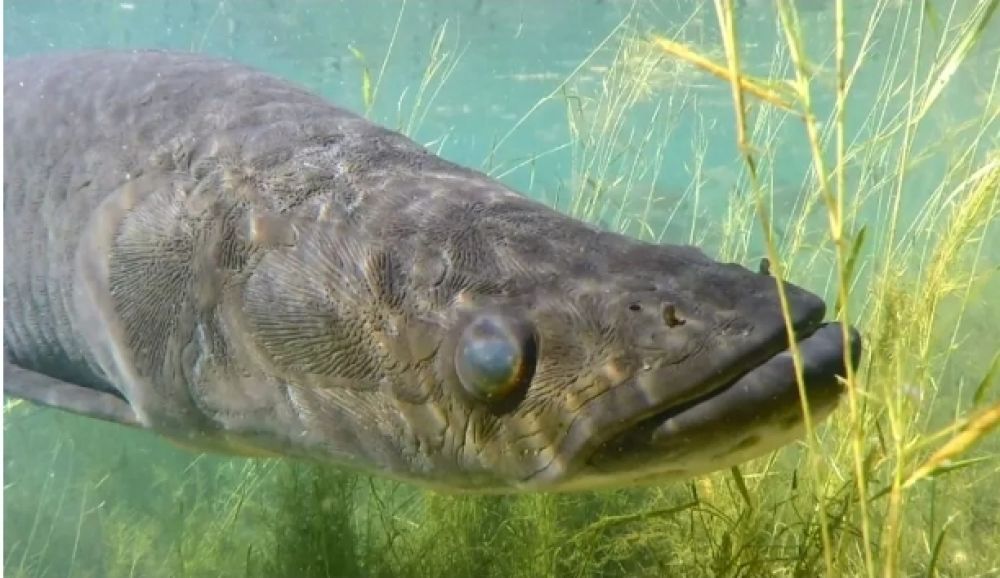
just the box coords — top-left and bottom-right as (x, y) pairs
(4, 1), (999, 576)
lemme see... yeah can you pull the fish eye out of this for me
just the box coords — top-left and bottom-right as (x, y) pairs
(455, 312), (537, 403)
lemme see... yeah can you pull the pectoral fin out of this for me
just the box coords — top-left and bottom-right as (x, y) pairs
(3, 360), (141, 428)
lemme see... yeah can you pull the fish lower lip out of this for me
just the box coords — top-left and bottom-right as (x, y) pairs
(591, 322), (862, 466)
(648, 322), (861, 444)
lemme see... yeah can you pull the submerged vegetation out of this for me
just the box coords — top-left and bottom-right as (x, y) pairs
(5, 0), (999, 576)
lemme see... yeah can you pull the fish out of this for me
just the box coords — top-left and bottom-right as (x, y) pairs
(2, 50), (862, 493)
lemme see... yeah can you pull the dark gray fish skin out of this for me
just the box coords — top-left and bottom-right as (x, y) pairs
(3, 50), (860, 492)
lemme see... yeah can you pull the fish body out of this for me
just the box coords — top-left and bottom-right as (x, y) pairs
(3, 50), (860, 492)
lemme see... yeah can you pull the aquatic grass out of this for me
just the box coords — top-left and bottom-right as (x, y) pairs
(345, 0), (464, 147)
(648, 34), (798, 115)
(397, 19), (465, 143)
(347, 0), (407, 118)
(591, 0), (1000, 576)
(544, 8), (712, 238)
(765, 2), (991, 576)
(712, 3), (845, 575)
(481, 12), (629, 176)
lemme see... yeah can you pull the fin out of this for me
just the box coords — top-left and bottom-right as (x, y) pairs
(160, 432), (285, 459)
(3, 360), (141, 428)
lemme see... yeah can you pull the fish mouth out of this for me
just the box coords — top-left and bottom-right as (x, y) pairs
(583, 321), (863, 484)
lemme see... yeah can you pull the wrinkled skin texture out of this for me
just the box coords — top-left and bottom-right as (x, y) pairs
(3, 50), (859, 492)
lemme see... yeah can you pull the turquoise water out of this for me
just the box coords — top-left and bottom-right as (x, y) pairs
(3, 0), (841, 230)
(4, 1), (999, 577)
(6, 1), (990, 244)
(5, 1), (628, 192)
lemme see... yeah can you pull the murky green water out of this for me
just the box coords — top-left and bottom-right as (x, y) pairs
(5, 1), (999, 577)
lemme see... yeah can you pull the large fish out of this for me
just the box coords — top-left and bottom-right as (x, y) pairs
(3, 50), (861, 493)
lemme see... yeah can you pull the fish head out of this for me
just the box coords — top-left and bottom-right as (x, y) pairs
(239, 169), (861, 493)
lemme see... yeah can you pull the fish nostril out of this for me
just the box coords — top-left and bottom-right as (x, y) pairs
(628, 302), (642, 312)
(661, 303), (685, 328)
